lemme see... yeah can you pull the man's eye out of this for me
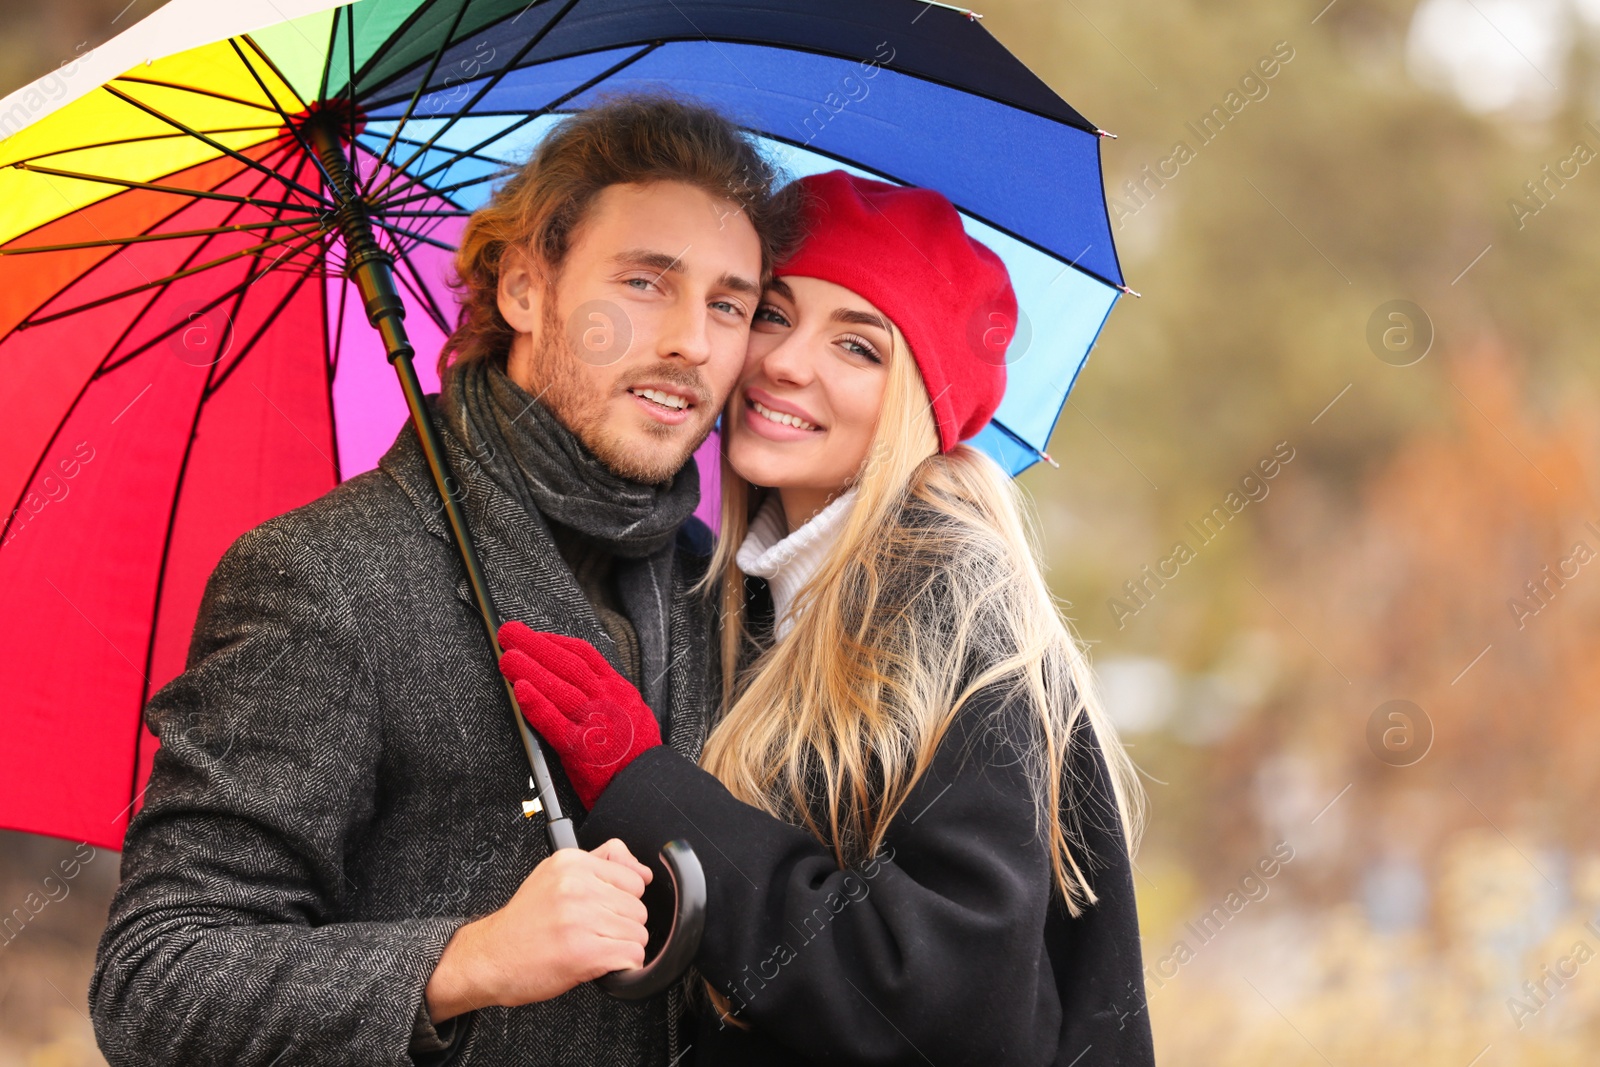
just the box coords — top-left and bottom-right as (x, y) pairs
(710, 299), (744, 317)
(625, 277), (656, 291)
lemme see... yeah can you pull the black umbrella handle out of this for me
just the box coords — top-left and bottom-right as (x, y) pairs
(597, 839), (707, 999)
(304, 113), (705, 999)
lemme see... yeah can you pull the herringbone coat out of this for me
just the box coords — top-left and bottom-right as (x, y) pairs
(89, 392), (713, 1067)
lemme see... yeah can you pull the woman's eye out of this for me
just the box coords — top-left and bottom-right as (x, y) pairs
(753, 304), (789, 327)
(841, 336), (882, 363)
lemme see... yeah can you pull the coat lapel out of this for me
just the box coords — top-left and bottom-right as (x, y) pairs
(377, 402), (614, 655)
(662, 549), (710, 760)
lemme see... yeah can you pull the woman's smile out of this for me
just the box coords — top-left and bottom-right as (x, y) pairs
(742, 385), (824, 439)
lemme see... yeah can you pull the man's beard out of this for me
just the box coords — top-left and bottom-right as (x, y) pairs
(528, 299), (714, 486)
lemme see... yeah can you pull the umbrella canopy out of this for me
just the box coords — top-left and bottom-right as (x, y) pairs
(0, 0), (1128, 849)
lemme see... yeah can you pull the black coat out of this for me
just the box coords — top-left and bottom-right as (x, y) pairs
(580, 583), (1157, 1067)
(89, 398), (715, 1067)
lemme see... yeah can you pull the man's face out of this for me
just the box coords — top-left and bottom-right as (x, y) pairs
(499, 181), (763, 485)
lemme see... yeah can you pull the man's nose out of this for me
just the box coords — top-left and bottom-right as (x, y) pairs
(657, 297), (712, 365)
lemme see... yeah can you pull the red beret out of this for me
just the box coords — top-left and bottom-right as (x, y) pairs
(774, 170), (1014, 453)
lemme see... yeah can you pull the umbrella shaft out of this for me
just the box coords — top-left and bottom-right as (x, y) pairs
(302, 116), (577, 853)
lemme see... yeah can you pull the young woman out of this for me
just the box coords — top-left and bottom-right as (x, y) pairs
(498, 170), (1153, 1065)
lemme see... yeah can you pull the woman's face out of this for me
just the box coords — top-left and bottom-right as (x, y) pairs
(724, 275), (893, 509)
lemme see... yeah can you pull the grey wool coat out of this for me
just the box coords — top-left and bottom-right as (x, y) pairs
(89, 391), (714, 1067)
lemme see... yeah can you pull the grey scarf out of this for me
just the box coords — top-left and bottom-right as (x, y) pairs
(441, 358), (700, 559)
(438, 357), (700, 716)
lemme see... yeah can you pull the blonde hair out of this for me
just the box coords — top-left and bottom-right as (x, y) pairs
(698, 325), (1147, 919)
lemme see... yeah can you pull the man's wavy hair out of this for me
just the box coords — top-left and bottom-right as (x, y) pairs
(439, 93), (802, 384)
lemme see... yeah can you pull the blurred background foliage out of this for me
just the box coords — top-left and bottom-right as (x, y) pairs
(2, 0), (1598, 1063)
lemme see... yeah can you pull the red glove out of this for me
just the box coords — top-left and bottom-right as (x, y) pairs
(496, 620), (662, 809)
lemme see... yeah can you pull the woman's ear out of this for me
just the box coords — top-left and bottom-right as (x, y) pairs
(496, 245), (547, 335)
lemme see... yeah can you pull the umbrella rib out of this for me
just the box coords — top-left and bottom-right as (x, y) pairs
(209, 144), (325, 380)
(390, 266), (451, 336)
(393, 198), (460, 246)
(12, 161), (323, 216)
(316, 3), (339, 103)
(366, 0), (475, 178)
(386, 236), (455, 334)
(349, 0), (451, 91)
(318, 254), (343, 481)
(987, 417), (1054, 465)
(226, 40), (329, 191)
(133, 337), (224, 772)
(110, 75), (293, 115)
(7, 126), (287, 167)
(368, 208), (473, 217)
(100, 84), (328, 206)
(370, 41), (658, 208)
(363, 0), (587, 204)
(371, 172), (485, 209)
(345, 6), (359, 185)
(125, 213), (323, 808)
(365, 131), (524, 172)
(328, 258), (350, 377)
(369, 42), (654, 208)
(238, 34), (312, 112)
(368, 214), (456, 252)
(395, 182), (470, 247)
(23, 225), (327, 330)
(395, 98), (1115, 291)
(1, 218), (317, 255)
(354, 0), (568, 103)
(216, 281), (262, 382)
(353, 32), (1096, 136)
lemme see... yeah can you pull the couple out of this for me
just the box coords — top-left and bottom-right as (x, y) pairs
(90, 94), (1154, 1066)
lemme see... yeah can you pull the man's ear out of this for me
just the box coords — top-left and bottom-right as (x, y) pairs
(496, 245), (549, 334)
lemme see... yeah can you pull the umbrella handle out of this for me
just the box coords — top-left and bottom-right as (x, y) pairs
(595, 838), (707, 999)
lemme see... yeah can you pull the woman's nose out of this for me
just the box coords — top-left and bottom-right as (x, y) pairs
(755, 332), (816, 387)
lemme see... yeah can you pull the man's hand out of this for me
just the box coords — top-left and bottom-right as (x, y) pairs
(424, 838), (653, 1023)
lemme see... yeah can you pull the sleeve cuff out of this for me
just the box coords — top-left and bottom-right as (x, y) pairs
(578, 745), (706, 854)
(409, 997), (466, 1060)
(404, 916), (476, 1063)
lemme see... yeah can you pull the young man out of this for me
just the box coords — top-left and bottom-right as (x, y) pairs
(90, 95), (799, 1066)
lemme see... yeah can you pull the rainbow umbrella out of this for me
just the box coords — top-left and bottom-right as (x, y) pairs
(0, 0), (1129, 863)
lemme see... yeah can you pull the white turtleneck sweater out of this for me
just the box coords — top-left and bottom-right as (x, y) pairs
(735, 487), (859, 641)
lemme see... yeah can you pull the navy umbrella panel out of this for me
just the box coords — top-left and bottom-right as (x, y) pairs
(335, 0), (1129, 473)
